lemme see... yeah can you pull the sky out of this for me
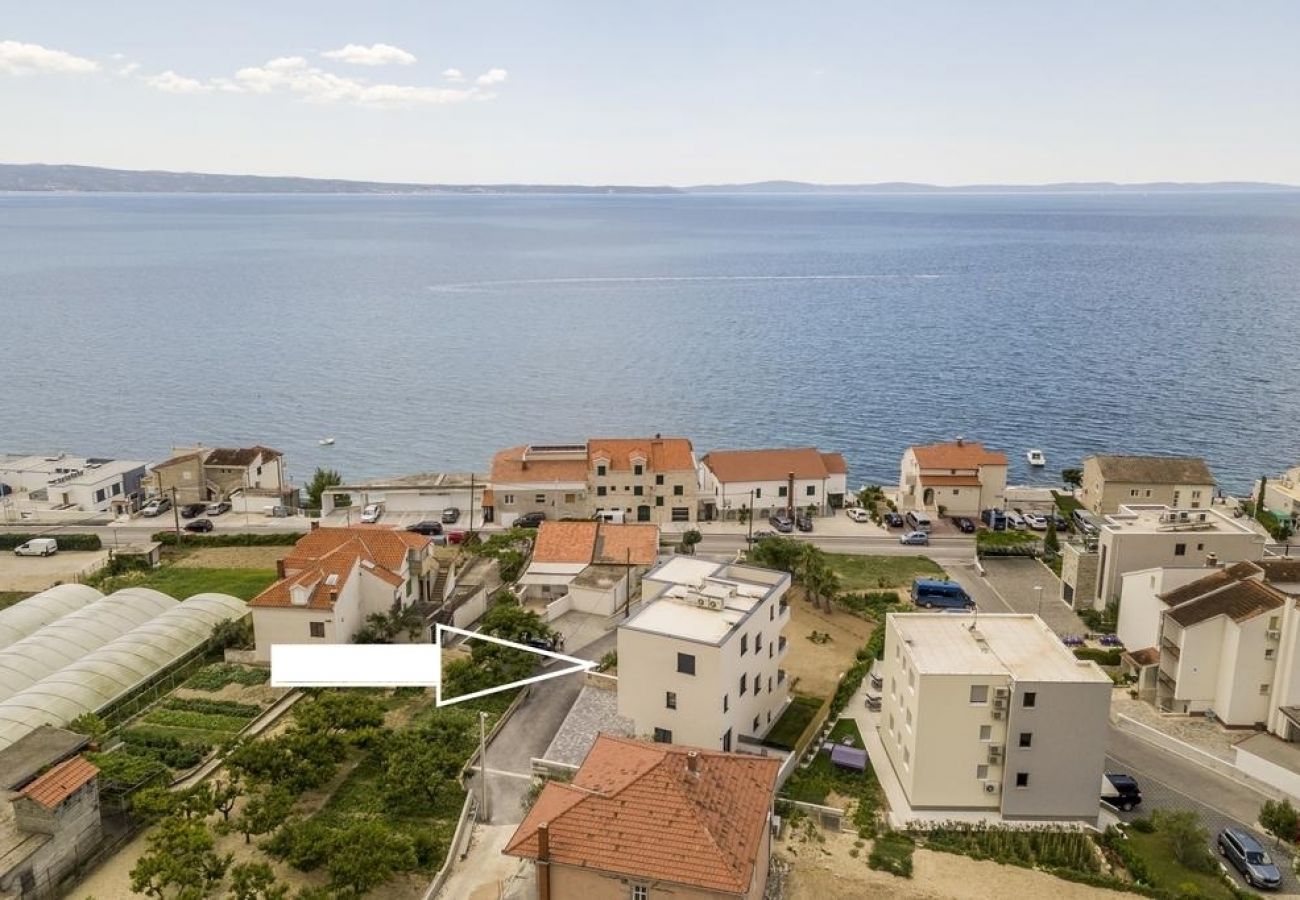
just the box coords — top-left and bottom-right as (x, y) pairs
(3, 1), (1299, 186)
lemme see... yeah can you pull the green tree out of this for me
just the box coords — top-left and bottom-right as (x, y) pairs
(1061, 468), (1083, 489)
(211, 777), (241, 823)
(681, 529), (702, 555)
(1261, 798), (1299, 844)
(381, 727), (471, 809)
(228, 861), (288, 900)
(292, 690), (386, 737)
(799, 545), (839, 613)
(305, 467), (343, 510)
(1043, 518), (1059, 556)
(737, 504), (751, 525)
(1257, 477), (1268, 521)
(326, 821), (417, 897)
(1151, 809), (1214, 872)
(130, 817), (231, 898)
(234, 787), (294, 844)
(68, 712), (107, 740)
(748, 536), (808, 574)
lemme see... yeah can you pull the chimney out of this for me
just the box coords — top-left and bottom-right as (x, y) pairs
(1206, 553), (1219, 568)
(956, 436), (965, 447)
(310, 520), (320, 531)
(655, 432), (661, 439)
(687, 750), (700, 777)
(328, 588), (339, 606)
(276, 559), (286, 579)
(536, 822), (551, 900)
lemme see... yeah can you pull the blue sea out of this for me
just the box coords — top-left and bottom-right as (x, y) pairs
(1, 191), (1297, 493)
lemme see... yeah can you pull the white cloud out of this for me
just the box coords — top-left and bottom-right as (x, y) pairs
(117, 62), (140, 76)
(475, 67), (508, 86)
(146, 70), (211, 94)
(441, 67), (465, 83)
(0, 40), (99, 75)
(231, 56), (484, 107)
(321, 43), (416, 66)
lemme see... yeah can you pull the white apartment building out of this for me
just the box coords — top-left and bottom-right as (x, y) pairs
(1063, 504), (1266, 611)
(1259, 465), (1300, 521)
(617, 557), (791, 752)
(0, 453), (147, 514)
(880, 613), (1111, 821)
(698, 447), (848, 521)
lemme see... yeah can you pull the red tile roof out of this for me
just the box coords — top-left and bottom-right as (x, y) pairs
(593, 524), (660, 567)
(20, 755), (98, 809)
(911, 441), (1008, 470)
(701, 448), (847, 483)
(249, 527), (426, 609)
(532, 521), (601, 564)
(532, 522), (660, 567)
(589, 437), (695, 472)
(504, 734), (779, 894)
(491, 446), (589, 485)
(918, 474), (983, 487)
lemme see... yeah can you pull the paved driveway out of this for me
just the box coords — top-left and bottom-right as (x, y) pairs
(979, 557), (1087, 636)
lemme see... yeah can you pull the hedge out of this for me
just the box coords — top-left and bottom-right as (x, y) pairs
(153, 531), (304, 547)
(0, 532), (101, 551)
(1074, 647), (1123, 666)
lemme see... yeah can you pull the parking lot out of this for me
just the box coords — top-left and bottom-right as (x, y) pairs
(0, 548), (109, 591)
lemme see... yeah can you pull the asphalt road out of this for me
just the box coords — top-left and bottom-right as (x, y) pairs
(696, 532), (976, 560)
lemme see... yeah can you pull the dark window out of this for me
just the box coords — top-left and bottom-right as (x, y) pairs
(755, 633), (762, 652)
(309, 622), (325, 638)
(666, 691), (677, 710)
(806, 485), (815, 496)
(677, 653), (695, 675)
(634, 485), (644, 496)
(755, 488), (762, 499)
(655, 496), (664, 507)
(740, 634), (748, 655)
(671, 507), (690, 521)
(653, 728), (672, 743)
(753, 672), (761, 694)
(1022, 692), (1037, 708)
(634, 464), (644, 476)
(655, 474), (664, 485)
(1018, 732), (1032, 748)
(753, 716), (760, 732)
(597, 486), (607, 497)
(723, 694), (729, 712)
(1174, 543), (1187, 556)
(1015, 772), (1030, 788)
(596, 464), (606, 476)
(673, 484), (684, 496)
(739, 674), (747, 695)
(778, 486), (788, 497)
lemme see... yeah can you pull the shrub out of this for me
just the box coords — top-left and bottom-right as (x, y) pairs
(87, 750), (169, 787)
(153, 531), (304, 547)
(1073, 647), (1123, 666)
(0, 532), (101, 551)
(920, 823), (1102, 874)
(183, 664), (270, 691)
(868, 831), (915, 878)
(163, 697), (263, 718)
(1261, 798), (1300, 844)
(265, 817), (337, 871)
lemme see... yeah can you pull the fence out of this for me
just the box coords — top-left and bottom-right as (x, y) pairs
(781, 799), (844, 832)
(421, 793), (478, 900)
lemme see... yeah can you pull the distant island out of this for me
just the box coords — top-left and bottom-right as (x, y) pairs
(1, 163), (1296, 195)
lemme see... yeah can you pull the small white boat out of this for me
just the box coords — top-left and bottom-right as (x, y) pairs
(319, 437), (336, 446)
(1026, 449), (1046, 467)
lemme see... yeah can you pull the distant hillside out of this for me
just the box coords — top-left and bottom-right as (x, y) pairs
(0, 164), (679, 195)
(686, 179), (1300, 194)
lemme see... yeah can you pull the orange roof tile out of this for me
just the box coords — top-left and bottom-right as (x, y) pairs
(702, 447), (846, 483)
(249, 527), (426, 609)
(491, 446), (589, 485)
(911, 441), (1008, 470)
(589, 437), (695, 472)
(532, 521), (601, 564)
(20, 755), (98, 809)
(593, 524), (660, 567)
(918, 474), (983, 487)
(504, 734), (779, 894)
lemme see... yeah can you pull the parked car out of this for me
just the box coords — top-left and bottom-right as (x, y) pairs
(514, 511), (546, 528)
(406, 520), (443, 536)
(899, 531), (929, 546)
(750, 530), (778, 542)
(1005, 510), (1027, 530)
(1218, 827), (1282, 890)
(446, 530), (467, 545)
(140, 497), (172, 517)
(360, 503), (383, 524)
(180, 503), (207, 519)
(1099, 773), (1142, 812)
(769, 514), (794, 533)
(205, 501), (232, 516)
(952, 516), (976, 533)
(910, 578), (974, 610)
(441, 507), (461, 524)
(904, 510), (932, 532)
(13, 538), (57, 557)
(981, 508), (1007, 531)
(184, 518), (214, 533)
(1022, 512), (1048, 530)
(1072, 508), (1100, 534)
(795, 514), (813, 532)
(847, 508), (871, 523)
(884, 512), (905, 528)
(1050, 513), (1069, 531)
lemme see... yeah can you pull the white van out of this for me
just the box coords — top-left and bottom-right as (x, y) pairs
(14, 538), (58, 557)
(905, 511), (932, 532)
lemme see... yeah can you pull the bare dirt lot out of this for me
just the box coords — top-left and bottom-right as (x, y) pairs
(782, 586), (875, 698)
(172, 547), (284, 570)
(781, 829), (1127, 900)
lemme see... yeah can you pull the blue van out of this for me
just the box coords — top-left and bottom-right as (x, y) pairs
(981, 508), (1007, 531)
(910, 579), (975, 610)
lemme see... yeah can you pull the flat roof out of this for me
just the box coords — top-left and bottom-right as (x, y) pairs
(623, 557), (786, 645)
(890, 613), (1110, 683)
(573, 564), (626, 589)
(0, 726), (89, 791)
(1101, 505), (1256, 536)
(339, 472), (486, 490)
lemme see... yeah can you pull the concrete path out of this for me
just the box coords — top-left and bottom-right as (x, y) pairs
(433, 823), (533, 900)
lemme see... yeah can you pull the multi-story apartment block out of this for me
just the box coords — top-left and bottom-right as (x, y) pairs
(617, 557), (790, 751)
(698, 447), (848, 521)
(880, 613), (1110, 821)
(150, 445), (286, 505)
(1080, 454), (1216, 516)
(898, 439), (1007, 517)
(0, 452), (147, 514)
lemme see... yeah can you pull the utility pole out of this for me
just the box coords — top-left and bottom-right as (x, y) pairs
(478, 710), (490, 822)
(170, 487), (181, 542)
(468, 473), (476, 539)
(747, 489), (754, 545)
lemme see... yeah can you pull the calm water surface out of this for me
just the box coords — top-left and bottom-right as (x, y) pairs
(1, 192), (1297, 492)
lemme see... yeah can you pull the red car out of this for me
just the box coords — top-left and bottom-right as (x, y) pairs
(446, 530), (467, 545)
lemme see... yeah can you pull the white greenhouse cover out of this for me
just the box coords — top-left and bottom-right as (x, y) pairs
(0, 588), (177, 703)
(0, 583), (103, 650)
(0, 592), (247, 750)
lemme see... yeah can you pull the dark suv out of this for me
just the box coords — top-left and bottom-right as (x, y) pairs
(514, 511), (546, 528)
(769, 514), (794, 533)
(1218, 827), (1281, 890)
(180, 503), (207, 519)
(406, 521), (443, 536)
(795, 514), (813, 532)
(952, 516), (976, 533)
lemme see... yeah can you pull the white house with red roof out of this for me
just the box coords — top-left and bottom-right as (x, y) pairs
(248, 525), (434, 661)
(899, 438), (1008, 517)
(698, 447), (847, 521)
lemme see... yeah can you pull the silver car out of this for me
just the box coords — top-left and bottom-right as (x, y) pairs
(1218, 827), (1282, 890)
(360, 503), (383, 524)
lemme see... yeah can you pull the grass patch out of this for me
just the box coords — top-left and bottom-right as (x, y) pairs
(764, 695), (824, 750)
(142, 708), (254, 733)
(868, 831), (915, 878)
(183, 663), (269, 691)
(1121, 829), (1237, 899)
(976, 530), (1040, 548)
(825, 554), (943, 590)
(0, 591), (30, 610)
(921, 824), (1102, 874)
(92, 565), (276, 600)
(1053, 491), (1083, 516)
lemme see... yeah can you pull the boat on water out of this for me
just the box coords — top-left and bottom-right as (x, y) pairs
(1026, 449), (1046, 467)
(319, 437), (336, 446)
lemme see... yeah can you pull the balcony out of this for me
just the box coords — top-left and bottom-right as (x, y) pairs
(1160, 638), (1180, 660)
(1157, 671), (1176, 691)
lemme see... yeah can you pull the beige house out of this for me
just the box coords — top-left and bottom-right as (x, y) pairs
(504, 733), (779, 900)
(698, 447), (848, 520)
(880, 613), (1110, 821)
(516, 521), (660, 616)
(1080, 455), (1216, 516)
(489, 445), (591, 525)
(618, 557), (790, 752)
(1258, 465), (1300, 521)
(249, 526), (434, 661)
(150, 445), (287, 505)
(898, 439), (1007, 517)
(1062, 504), (1265, 611)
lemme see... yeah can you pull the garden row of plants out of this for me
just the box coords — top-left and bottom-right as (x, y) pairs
(152, 530), (305, 547)
(183, 662), (270, 691)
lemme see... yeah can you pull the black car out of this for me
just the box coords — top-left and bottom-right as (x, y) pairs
(769, 513), (794, 533)
(514, 511), (547, 529)
(441, 507), (461, 524)
(1051, 513), (1069, 531)
(184, 518), (214, 533)
(953, 516), (976, 533)
(180, 503), (207, 519)
(795, 514), (813, 532)
(884, 512), (905, 528)
(406, 520), (443, 536)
